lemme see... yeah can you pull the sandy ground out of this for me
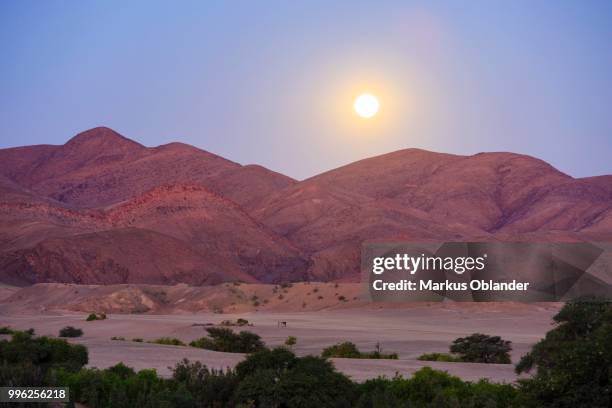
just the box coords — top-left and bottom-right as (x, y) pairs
(0, 304), (560, 383)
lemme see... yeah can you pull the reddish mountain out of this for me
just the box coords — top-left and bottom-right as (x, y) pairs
(104, 184), (308, 283)
(0, 127), (610, 284)
(0, 127), (294, 210)
(0, 228), (250, 286)
(0, 180), (307, 285)
(253, 149), (612, 279)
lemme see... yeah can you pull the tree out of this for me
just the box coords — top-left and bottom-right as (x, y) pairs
(172, 359), (237, 407)
(0, 330), (88, 386)
(233, 348), (356, 407)
(285, 336), (297, 347)
(58, 363), (195, 408)
(234, 347), (296, 380)
(450, 333), (512, 363)
(516, 298), (612, 407)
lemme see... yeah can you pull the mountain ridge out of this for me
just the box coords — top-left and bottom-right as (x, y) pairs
(0, 127), (610, 284)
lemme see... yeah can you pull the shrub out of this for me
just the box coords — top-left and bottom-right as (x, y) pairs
(189, 337), (215, 350)
(111, 336), (125, 341)
(132, 338), (143, 343)
(190, 327), (265, 353)
(86, 312), (107, 321)
(0, 326), (13, 335)
(148, 337), (185, 346)
(450, 333), (512, 364)
(322, 341), (398, 359)
(322, 341), (361, 358)
(515, 298), (612, 407)
(59, 326), (83, 338)
(220, 318), (250, 327)
(284, 336), (297, 347)
(417, 352), (462, 362)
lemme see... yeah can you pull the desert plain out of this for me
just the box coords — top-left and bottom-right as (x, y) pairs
(0, 282), (560, 383)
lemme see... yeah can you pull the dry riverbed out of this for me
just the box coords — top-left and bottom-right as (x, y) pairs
(0, 304), (559, 383)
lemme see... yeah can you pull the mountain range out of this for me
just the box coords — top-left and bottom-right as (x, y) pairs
(1, 127), (610, 285)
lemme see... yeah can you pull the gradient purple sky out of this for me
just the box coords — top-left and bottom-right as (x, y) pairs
(1, 1), (611, 179)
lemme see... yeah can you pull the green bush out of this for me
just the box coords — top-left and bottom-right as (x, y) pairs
(86, 312), (107, 321)
(232, 347), (356, 407)
(450, 333), (512, 364)
(284, 336), (297, 347)
(53, 348), (358, 407)
(220, 318), (250, 327)
(59, 326), (84, 338)
(172, 359), (237, 407)
(0, 326), (13, 335)
(515, 298), (612, 407)
(355, 367), (517, 407)
(190, 327), (265, 353)
(111, 336), (126, 341)
(148, 337), (185, 346)
(417, 352), (462, 362)
(131, 338), (143, 342)
(322, 341), (361, 358)
(322, 341), (398, 359)
(0, 330), (88, 386)
(56, 363), (193, 408)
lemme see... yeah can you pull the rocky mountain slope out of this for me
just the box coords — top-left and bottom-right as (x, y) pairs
(0, 127), (610, 284)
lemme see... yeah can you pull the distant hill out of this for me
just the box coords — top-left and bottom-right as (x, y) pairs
(1, 127), (610, 284)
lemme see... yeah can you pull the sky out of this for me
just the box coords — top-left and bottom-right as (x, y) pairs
(1, 0), (611, 180)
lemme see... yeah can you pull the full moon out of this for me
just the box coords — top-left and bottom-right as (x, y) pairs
(354, 93), (379, 118)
